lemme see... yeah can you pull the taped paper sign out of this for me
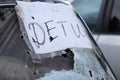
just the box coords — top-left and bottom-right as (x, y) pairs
(15, 1), (92, 54)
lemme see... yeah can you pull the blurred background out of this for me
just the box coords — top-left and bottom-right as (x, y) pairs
(71, 0), (120, 79)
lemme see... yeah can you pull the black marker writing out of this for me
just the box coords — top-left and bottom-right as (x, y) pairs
(71, 24), (84, 38)
(57, 21), (67, 36)
(29, 22), (45, 48)
(45, 20), (58, 42)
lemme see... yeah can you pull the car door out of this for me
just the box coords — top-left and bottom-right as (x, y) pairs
(96, 0), (120, 79)
(72, 0), (120, 79)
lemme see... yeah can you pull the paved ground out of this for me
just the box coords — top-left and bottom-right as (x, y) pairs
(0, 56), (33, 80)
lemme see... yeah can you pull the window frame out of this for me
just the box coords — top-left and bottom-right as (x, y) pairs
(96, 0), (115, 34)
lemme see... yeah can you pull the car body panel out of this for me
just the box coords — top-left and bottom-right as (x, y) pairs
(72, 0), (120, 79)
(96, 35), (120, 79)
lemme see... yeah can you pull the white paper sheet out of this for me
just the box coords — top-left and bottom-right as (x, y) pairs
(15, 1), (92, 54)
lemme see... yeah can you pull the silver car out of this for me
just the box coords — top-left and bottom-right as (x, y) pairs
(72, 0), (120, 79)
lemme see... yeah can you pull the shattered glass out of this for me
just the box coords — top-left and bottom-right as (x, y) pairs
(35, 48), (114, 80)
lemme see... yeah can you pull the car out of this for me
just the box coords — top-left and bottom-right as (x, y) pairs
(0, 0), (117, 80)
(72, 0), (120, 79)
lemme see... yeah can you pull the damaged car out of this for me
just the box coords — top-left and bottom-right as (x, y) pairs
(0, 0), (117, 80)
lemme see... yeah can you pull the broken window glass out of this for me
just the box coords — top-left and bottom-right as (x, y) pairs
(34, 48), (115, 80)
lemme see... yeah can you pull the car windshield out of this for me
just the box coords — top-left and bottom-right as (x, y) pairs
(35, 48), (115, 80)
(72, 0), (103, 33)
(0, 1), (116, 80)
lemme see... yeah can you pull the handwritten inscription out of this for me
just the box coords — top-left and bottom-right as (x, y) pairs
(29, 22), (45, 48)
(28, 19), (85, 48)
